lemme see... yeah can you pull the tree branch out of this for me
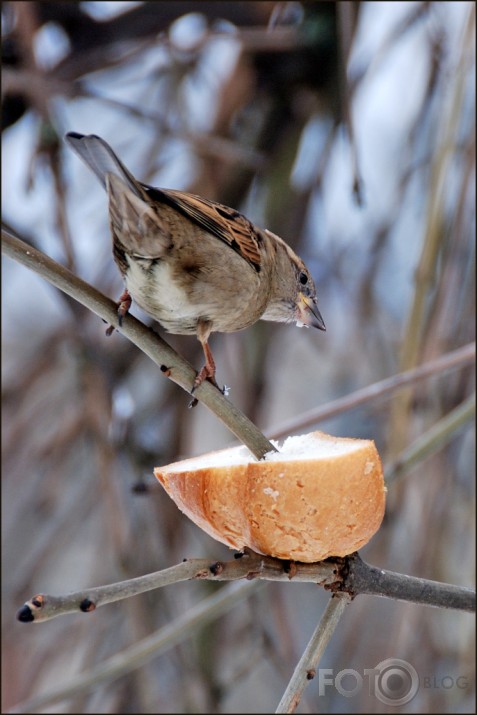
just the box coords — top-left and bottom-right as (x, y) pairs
(1, 226), (276, 460)
(270, 342), (475, 439)
(16, 551), (475, 626)
(9, 581), (260, 715)
(344, 553), (475, 612)
(275, 593), (352, 713)
(16, 552), (338, 624)
(385, 393), (475, 482)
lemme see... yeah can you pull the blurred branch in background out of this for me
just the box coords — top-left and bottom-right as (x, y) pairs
(270, 341), (475, 438)
(388, 3), (475, 456)
(2, 1), (475, 713)
(386, 392), (475, 483)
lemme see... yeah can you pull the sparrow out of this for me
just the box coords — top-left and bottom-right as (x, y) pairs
(65, 132), (325, 393)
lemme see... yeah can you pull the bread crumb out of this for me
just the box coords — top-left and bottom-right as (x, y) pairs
(263, 487), (279, 501)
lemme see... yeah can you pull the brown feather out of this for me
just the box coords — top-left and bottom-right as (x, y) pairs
(143, 187), (262, 272)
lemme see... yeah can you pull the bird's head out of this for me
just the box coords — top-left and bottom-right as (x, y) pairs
(260, 230), (325, 331)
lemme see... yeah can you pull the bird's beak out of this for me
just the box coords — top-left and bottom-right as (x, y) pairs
(296, 293), (326, 331)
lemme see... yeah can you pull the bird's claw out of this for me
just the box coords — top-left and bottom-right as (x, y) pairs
(188, 373), (229, 408)
(105, 289), (132, 336)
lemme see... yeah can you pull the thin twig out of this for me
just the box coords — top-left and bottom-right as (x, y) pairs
(275, 594), (352, 713)
(8, 581), (259, 715)
(336, 2), (364, 205)
(269, 342), (475, 439)
(1, 226), (276, 460)
(16, 553), (338, 624)
(386, 392), (475, 482)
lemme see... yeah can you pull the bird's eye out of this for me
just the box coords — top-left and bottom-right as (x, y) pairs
(299, 272), (308, 285)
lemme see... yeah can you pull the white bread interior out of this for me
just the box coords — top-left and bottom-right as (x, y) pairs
(154, 430), (385, 562)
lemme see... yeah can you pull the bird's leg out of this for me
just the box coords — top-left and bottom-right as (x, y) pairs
(117, 289), (132, 325)
(189, 340), (219, 408)
(193, 339), (219, 391)
(105, 288), (132, 336)
(191, 320), (220, 394)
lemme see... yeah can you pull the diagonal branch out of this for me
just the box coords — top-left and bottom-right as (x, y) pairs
(270, 342), (475, 439)
(9, 581), (259, 715)
(1, 226), (276, 460)
(385, 392), (475, 482)
(275, 593), (352, 713)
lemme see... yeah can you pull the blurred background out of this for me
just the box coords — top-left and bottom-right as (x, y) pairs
(2, 1), (475, 712)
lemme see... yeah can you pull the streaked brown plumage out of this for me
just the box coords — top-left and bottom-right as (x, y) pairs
(66, 132), (325, 391)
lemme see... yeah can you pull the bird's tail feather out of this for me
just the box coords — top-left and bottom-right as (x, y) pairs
(65, 132), (143, 198)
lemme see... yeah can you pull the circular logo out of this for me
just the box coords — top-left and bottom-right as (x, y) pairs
(373, 658), (419, 706)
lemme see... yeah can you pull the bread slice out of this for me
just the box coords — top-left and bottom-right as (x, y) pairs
(154, 431), (385, 562)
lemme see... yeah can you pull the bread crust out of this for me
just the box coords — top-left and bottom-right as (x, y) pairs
(154, 431), (385, 562)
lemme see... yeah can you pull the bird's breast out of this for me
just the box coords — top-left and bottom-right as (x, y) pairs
(123, 253), (268, 336)
(124, 257), (201, 334)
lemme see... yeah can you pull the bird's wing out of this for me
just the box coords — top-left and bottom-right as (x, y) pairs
(145, 187), (263, 273)
(66, 133), (263, 270)
(107, 174), (172, 259)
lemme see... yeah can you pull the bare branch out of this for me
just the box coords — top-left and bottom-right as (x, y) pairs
(270, 342), (475, 439)
(385, 393), (475, 482)
(16, 551), (475, 627)
(16, 553), (339, 624)
(388, 4), (475, 455)
(336, 2), (364, 205)
(275, 594), (352, 713)
(1, 226), (276, 460)
(9, 581), (259, 715)
(347, 553), (476, 612)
